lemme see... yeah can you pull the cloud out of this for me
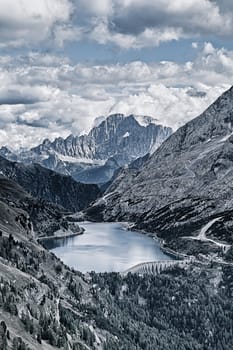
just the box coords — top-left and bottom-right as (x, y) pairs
(0, 43), (232, 149)
(0, 0), (71, 48)
(88, 19), (182, 49)
(66, 0), (233, 49)
(0, 2), (232, 151)
(0, 83), (57, 107)
(0, 87), (51, 105)
(1, 0), (232, 49)
(110, 0), (232, 36)
(192, 42), (198, 49)
(109, 84), (225, 130)
(74, 0), (113, 18)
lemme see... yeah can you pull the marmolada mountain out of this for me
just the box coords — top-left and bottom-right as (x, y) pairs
(0, 87), (233, 349)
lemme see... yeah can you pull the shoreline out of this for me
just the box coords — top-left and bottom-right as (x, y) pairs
(123, 222), (189, 261)
(38, 227), (85, 242)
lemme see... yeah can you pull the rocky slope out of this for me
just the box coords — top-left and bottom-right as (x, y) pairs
(86, 86), (233, 255)
(1, 176), (233, 350)
(0, 176), (104, 349)
(1, 114), (172, 185)
(0, 156), (100, 212)
(0, 175), (84, 239)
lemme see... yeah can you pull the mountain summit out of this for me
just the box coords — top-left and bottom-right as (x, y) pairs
(1, 114), (172, 185)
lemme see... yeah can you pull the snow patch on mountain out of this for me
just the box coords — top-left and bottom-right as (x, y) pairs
(58, 154), (106, 165)
(123, 132), (130, 138)
(218, 131), (233, 143)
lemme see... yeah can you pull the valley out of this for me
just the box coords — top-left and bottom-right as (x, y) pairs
(83, 86), (233, 264)
(0, 87), (233, 349)
(1, 2), (233, 349)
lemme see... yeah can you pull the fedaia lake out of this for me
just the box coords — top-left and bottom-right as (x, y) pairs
(44, 222), (172, 273)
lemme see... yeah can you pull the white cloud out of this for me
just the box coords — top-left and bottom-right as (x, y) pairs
(0, 44), (232, 149)
(0, 0), (72, 48)
(109, 84), (226, 130)
(192, 42), (198, 49)
(1, 0), (232, 49)
(203, 42), (215, 55)
(65, 0), (233, 49)
(0, 2), (232, 151)
(75, 0), (113, 17)
(88, 19), (182, 49)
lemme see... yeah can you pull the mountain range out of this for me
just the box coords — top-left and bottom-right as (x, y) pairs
(0, 114), (172, 185)
(0, 87), (233, 349)
(85, 86), (233, 258)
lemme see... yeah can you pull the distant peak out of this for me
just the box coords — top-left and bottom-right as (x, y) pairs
(0, 146), (10, 151)
(93, 113), (158, 129)
(131, 115), (158, 127)
(42, 138), (51, 146)
(65, 133), (75, 141)
(92, 114), (124, 128)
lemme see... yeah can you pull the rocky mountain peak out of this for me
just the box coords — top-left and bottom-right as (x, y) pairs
(1, 113), (172, 184)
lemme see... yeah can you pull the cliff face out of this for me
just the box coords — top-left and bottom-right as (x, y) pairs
(32, 114), (171, 164)
(0, 114), (172, 185)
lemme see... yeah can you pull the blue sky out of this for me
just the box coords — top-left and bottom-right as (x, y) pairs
(0, 0), (233, 149)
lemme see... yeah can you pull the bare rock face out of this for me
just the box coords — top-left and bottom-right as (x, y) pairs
(88, 86), (233, 245)
(0, 114), (172, 185)
(32, 114), (171, 164)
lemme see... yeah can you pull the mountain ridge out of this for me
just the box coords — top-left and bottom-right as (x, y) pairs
(0, 156), (100, 212)
(0, 113), (172, 185)
(85, 86), (233, 257)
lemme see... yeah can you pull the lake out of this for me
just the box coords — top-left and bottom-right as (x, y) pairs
(44, 222), (172, 273)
